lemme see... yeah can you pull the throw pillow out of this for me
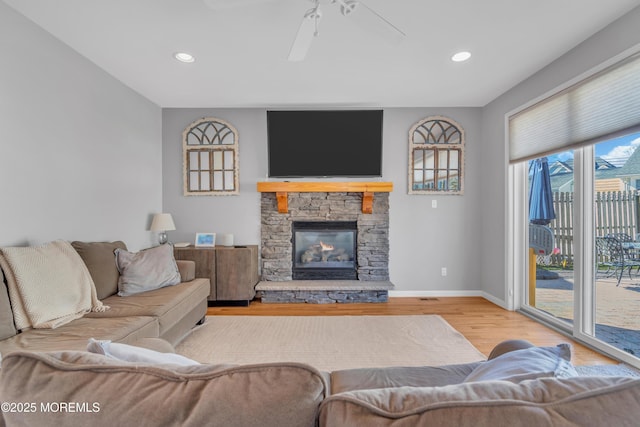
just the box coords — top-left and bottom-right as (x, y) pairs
(87, 338), (200, 366)
(464, 343), (578, 383)
(71, 241), (127, 300)
(0, 240), (107, 330)
(114, 244), (181, 296)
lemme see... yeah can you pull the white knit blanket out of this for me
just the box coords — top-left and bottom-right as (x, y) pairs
(0, 240), (107, 330)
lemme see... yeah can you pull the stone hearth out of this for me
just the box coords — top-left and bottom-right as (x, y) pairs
(255, 280), (394, 304)
(257, 182), (393, 303)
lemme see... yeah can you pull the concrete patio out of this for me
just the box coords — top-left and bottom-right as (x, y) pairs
(535, 269), (640, 356)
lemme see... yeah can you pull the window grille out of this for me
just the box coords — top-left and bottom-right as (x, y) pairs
(408, 116), (464, 194)
(183, 117), (239, 196)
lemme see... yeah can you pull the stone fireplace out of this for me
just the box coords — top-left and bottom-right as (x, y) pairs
(256, 182), (394, 303)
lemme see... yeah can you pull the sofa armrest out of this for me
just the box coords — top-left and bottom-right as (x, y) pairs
(176, 260), (196, 282)
(487, 339), (535, 360)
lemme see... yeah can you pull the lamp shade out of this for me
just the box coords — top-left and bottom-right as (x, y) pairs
(150, 213), (176, 232)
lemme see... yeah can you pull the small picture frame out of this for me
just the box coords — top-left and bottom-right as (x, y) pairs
(195, 233), (216, 247)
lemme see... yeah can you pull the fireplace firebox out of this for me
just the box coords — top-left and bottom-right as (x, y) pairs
(292, 221), (357, 280)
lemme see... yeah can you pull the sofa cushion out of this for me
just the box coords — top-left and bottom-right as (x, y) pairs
(115, 244), (181, 296)
(176, 259), (196, 282)
(86, 278), (209, 337)
(0, 267), (17, 340)
(1, 351), (328, 427)
(72, 241), (127, 300)
(331, 362), (481, 395)
(0, 316), (158, 354)
(87, 338), (199, 366)
(463, 344), (577, 383)
(319, 377), (640, 427)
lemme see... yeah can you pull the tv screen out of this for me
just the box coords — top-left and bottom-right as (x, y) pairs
(267, 110), (383, 178)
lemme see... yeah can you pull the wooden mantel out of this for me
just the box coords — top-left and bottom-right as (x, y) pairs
(257, 181), (393, 214)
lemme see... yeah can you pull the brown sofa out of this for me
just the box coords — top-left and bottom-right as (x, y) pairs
(1, 339), (640, 426)
(0, 241), (210, 354)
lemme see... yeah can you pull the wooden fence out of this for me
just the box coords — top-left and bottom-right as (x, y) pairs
(545, 190), (640, 266)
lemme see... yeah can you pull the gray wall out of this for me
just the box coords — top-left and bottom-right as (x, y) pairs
(0, 2), (162, 251)
(162, 107), (483, 293)
(479, 6), (640, 305)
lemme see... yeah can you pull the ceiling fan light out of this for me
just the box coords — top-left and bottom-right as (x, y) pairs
(339, 0), (405, 43)
(451, 51), (471, 62)
(338, 0), (358, 16)
(174, 52), (195, 63)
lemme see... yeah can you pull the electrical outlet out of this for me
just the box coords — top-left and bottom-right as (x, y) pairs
(432, 200), (437, 208)
(441, 267), (447, 276)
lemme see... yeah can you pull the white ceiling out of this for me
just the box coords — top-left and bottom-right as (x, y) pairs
(6, 0), (640, 108)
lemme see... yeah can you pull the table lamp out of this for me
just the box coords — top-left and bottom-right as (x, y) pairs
(150, 213), (176, 245)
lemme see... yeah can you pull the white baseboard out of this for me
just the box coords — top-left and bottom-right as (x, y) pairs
(389, 290), (510, 310)
(480, 292), (508, 310)
(389, 290), (483, 297)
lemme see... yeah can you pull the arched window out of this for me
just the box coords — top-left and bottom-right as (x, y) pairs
(408, 116), (464, 194)
(183, 117), (239, 195)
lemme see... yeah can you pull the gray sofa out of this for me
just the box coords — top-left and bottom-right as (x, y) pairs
(0, 241), (210, 354)
(2, 337), (640, 426)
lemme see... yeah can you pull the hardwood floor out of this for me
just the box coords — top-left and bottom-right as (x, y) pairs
(207, 296), (617, 366)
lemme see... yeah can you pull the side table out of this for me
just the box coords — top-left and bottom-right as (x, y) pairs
(174, 245), (259, 306)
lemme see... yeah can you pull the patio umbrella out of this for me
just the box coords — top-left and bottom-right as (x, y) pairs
(529, 157), (556, 225)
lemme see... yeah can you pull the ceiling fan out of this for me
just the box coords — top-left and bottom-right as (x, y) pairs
(203, 0), (406, 62)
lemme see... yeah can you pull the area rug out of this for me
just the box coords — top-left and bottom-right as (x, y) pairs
(175, 315), (486, 371)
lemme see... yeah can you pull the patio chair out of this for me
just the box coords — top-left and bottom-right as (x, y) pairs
(529, 224), (555, 256)
(596, 236), (640, 285)
(596, 236), (621, 280)
(607, 232), (634, 243)
(606, 233), (640, 275)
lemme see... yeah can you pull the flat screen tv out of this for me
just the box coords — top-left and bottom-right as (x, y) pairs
(267, 110), (383, 178)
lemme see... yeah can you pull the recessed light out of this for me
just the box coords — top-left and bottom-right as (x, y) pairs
(174, 52), (195, 63)
(451, 51), (471, 62)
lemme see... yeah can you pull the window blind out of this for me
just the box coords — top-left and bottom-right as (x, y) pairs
(509, 53), (640, 163)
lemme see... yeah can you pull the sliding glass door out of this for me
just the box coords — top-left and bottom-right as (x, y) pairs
(509, 48), (640, 366)
(518, 133), (640, 367)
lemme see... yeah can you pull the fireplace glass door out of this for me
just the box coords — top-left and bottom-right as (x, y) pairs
(292, 221), (357, 280)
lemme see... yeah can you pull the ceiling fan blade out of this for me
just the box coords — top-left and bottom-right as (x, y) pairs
(339, 0), (406, 44)
(288, 7), (321, 62)
(203, 0), (279, 10)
